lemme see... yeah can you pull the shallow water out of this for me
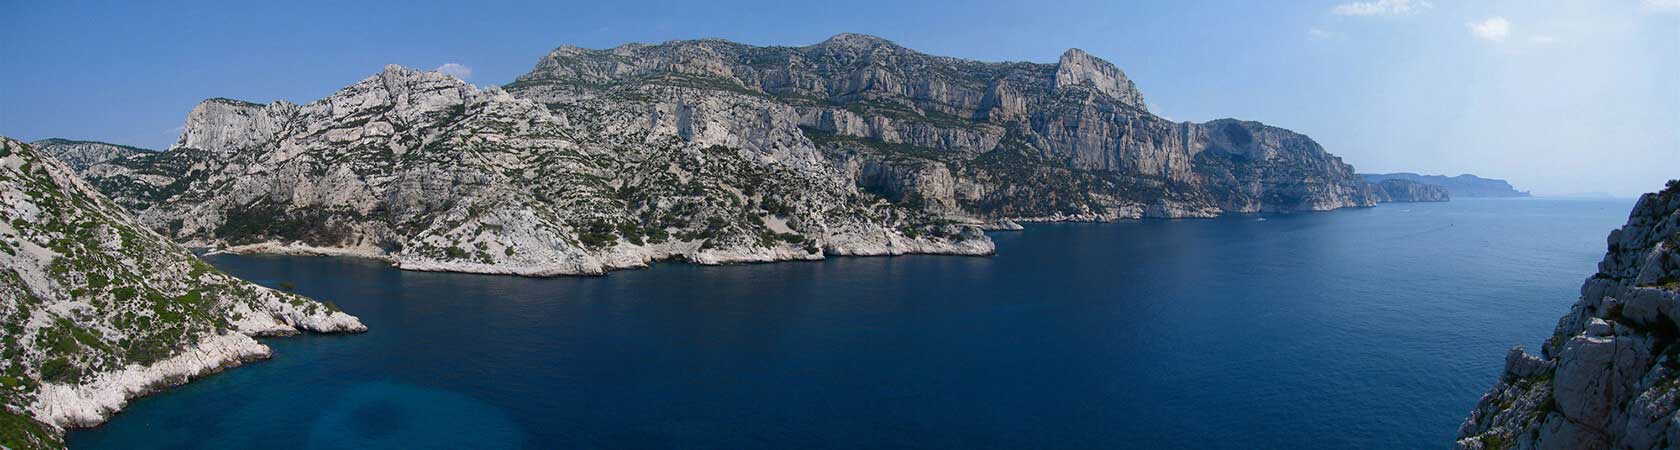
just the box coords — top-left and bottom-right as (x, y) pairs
(68, 198), (1634, 449)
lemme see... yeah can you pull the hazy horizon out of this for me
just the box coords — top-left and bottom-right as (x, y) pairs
(2, 0), (1674, 196)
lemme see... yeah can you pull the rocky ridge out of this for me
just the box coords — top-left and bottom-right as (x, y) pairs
(508, 34), (1381, 222)
(70, 64), (991, 276)
(1368, 178), (1451, 203)
(28, 139), (148, 172)
(67, 34), (1393, 276)
(1457, 180), (1680, 449)
(0, 137), (365, 449)
(1363, 172), (1529, 198)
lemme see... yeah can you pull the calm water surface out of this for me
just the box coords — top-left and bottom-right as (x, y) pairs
(69, 198), (1633, 449)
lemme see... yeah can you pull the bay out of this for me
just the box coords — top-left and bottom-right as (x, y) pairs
(68, 198), (1633, 449)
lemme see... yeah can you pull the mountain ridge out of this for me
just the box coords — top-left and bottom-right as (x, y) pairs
(1362, 172), (1529, 198)
(0, 137), (365, 449)
(28, 139), (152, 172)
(61, 33), (1403, 276)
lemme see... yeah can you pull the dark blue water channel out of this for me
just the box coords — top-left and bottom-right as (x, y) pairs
(69, 198), (1633, 449)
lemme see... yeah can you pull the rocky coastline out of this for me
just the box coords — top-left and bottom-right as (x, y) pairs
(0, 137), (366, 448)
(1456, 180), (1680, 449)
(52, 34), (1410, 277)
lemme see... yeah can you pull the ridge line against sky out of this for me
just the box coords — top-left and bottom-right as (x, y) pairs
(1, 0), (1674, 196)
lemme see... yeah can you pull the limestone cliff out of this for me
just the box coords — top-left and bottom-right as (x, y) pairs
(1367, 178), (1451, 203)
(28, 139), (148, 172)
(66, 34), (1384, 276)
(508, 34), (1379, 221)
(1457, 180), (1680, 449)
(72, 65), (991, 276)
(1363, 173), (1529, 198)
(0, 137), (365, 449)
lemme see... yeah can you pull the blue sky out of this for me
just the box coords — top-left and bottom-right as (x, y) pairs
(2, 0), (1675, 196)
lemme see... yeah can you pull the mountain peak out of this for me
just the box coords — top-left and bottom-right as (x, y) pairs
(1054, 48), (1146, 110)
(380, 63), (433, 79)
(814, 33), (897, 49)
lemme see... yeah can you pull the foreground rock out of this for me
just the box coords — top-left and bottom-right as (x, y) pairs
(1457, 180), (1680, 449)
(0, 137), (365, 449)
(1363, 172), (1529, 198)
(68, 34), (1386, 276)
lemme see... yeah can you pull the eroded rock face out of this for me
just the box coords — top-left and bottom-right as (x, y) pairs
(508, 34), (1378, 221)
(0, 137), (364, 446)
(69, 34), (1381, 277)
(1054, 48), (1148, 110)
(28, 139), (148, 172)
(73, 64), (992, 276)
(1367, 178), (1451, 203)
(1363, 172), (1530, 198)
(1457, 181), (1680, 450)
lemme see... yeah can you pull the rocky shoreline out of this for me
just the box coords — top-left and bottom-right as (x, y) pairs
(29, 325), (358, 431)
(50, 35), (1424, 279)
(1456, 181), (1680, 449)
(211, 225), (996, 277)
(0, 137), (369, 448)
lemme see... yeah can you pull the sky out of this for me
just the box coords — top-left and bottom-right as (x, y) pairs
(1, 0), (1675, 196)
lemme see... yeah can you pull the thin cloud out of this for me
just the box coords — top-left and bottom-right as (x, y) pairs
(1529, 35), (1559, 45)
(435, 63), (473, 80)
(1468, 17), (1511, 42)
(1331, 0), (1432, 16)
(1308, 27), (1344, 40)
(1642, 0), (1680, 13)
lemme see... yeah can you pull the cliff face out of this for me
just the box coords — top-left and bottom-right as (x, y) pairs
(1363, 173), (1529, 198)
(66, 34), (1380, 276)
(1367, 178), (1451, 203)
(1457, 180), (1680, 450)
(71, 65), (992, 276)
(28, 139), (148, 172)
(507, 34), (1377, 221)
(0, 137), (364, 448)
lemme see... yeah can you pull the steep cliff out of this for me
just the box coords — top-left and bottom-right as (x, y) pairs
(507, 34), (1377, 221)
(72, 65), (991, 276)
(67, 34), (1382, 276)
(1363, 173), (1529, 198)
(1367, 178), (1451, 203)
(1457, 180), (1680, 449)
(0, 137), (365, 449)
(28, 139), (148, 172)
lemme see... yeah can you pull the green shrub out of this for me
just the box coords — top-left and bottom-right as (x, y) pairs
(39, 357), (80, 383)
(0, 408), (62, 450)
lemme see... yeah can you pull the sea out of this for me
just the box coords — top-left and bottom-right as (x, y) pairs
(68, 197), (1635, 449)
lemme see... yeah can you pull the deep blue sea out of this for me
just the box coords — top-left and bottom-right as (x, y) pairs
(67, 198), (1634, 449)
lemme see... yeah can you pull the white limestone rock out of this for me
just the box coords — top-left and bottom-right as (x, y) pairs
(67, 34), (1386, 277)
(74, 63), (995, 277)
(0, 137), (366, 443)
(1457, 181), (1680, 449)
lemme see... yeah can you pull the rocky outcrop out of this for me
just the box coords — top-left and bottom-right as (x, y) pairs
(28, 139), (147, 172)
(1054, 48), (1148, 110)
(66, 34), (1384, 277)
(508, 34), (1379, 222)
(1367, 178), (1451, 203)
(0, 137), (364, 448)
(1457, 180), (1680, 450)
(1363, 173), (1529, 198)
(71, 65), (992, 277)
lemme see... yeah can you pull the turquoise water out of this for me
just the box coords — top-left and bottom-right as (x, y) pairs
(68, 198), (1633, 449)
